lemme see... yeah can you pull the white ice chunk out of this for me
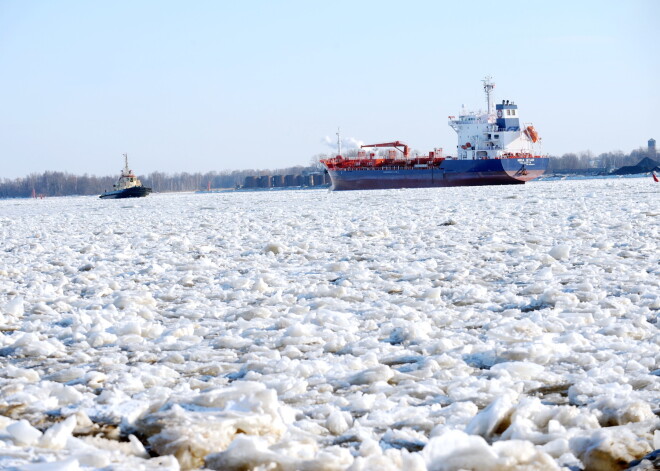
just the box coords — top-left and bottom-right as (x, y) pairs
(423, 430), (498, 470)
(590, 397), (656, 426)
(327, 261), (350, 272)
(128, 433), (150, 458)
(206, 435), (294, 470)
(20, 458), (82, 471)
(571, 428), (652, 471)
(7, 419), (43, 446)
(326, 409), (351, 435)
(3, 296), (24, 317)
(549, 245), (571, 260)
(347, 365), (394, 386)
(264, 242), (287, 254)
(11, 332), (61, 357)
(465, 393), (516, 438)
(206, 435), (354, 471)
(490, 439), (560, 470)
(39, 415), (77, 450)
(424, 429), (559, 471)
(139, 382), (293, 469)
(490, 361), (545, 381)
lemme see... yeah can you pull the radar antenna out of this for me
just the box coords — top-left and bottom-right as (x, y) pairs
(482, 76), (495, 115)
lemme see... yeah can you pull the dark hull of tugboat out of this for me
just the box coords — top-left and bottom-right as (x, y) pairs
(99, 187), (152, 199)
(327, 158), (549, 191)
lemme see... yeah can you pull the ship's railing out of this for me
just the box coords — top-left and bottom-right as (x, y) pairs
(498, 153), (543, 159)
(327, 155), (545, 170)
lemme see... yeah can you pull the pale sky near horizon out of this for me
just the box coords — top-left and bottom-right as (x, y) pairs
(1, 0), (658, 178)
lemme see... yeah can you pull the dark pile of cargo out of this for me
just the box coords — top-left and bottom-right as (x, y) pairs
(611, 157), (659, 176)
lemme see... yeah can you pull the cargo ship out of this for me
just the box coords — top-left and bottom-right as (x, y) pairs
(321, 78), (549, 191)
(100, 153), (152, 199)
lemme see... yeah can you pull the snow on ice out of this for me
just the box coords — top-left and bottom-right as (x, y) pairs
(0, 178), (658, 470)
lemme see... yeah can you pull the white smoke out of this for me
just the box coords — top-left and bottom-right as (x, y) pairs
(322, 136), (364, 151)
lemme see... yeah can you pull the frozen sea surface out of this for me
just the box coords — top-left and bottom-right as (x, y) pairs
(0, 178), (658, 470)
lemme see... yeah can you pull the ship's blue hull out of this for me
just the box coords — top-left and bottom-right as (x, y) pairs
(99, 186), (152, 199)
(326, 158), (549, 191)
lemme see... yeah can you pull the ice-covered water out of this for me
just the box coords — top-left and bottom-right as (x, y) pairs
(0, 178), (658, 470)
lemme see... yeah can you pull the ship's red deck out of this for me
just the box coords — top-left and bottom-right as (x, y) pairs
(321, 154), (542, 171)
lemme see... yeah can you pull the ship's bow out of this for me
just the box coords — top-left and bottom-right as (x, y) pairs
(501, 157), (549, 183)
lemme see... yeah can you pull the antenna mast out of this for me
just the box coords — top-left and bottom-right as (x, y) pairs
(336, 128), (342, 156)
(123, 153), (129, 171)
(482, 76), (495, 115)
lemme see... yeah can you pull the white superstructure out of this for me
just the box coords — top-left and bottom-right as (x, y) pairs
(448, 77), (540, 160)
(113, 153), (144, 191)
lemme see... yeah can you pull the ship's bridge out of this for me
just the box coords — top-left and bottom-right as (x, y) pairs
(495, 100), (520, 131)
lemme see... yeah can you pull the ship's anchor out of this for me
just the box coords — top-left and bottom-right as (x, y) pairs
(516, 165), (528, 176)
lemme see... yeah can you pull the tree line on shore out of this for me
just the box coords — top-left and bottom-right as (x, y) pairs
(0, 148), (652, 198)
(546, 149), (648, 172)
(0, 165), (316, 199)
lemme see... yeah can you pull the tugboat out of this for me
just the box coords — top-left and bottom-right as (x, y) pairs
(99, 154), (152, 199)
(321, 77), (549, 190)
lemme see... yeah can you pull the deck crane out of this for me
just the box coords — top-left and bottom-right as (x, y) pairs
(361, 141), (410, 159)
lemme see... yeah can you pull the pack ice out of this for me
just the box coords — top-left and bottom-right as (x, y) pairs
(0, 178), (658, 470)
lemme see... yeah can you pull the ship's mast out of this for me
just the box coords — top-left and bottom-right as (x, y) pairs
(123, 153), (129, 172)
(336, 128), (342, 156)
(483, 76), (495, 115)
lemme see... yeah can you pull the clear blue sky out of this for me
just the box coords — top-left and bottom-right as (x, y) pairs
(1, 0), (658, 178)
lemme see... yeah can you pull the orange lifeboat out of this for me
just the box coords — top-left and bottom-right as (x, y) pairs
(525, 126), (539, 143)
